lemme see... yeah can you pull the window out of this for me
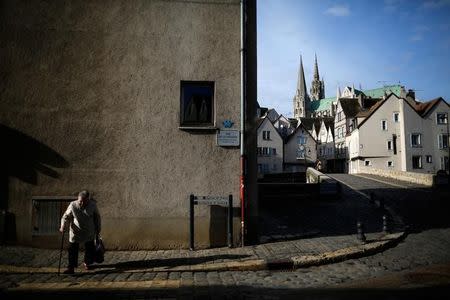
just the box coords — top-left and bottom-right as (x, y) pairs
(298, 136), (307, 144)
(393, 112), (399, 123)
(411, 133), (422, 147)
(364, 160), (371, 166)
(180, 81), (214, 127)
(393, 134), (397, 155)
(32, 197), (74, 235)
(441, 156), (449, 171)
(272, 148), (277, 155)
(412, 156), (422, 169)
(337, 112), (343, 122)
(263, 131), (271, 140)
(426, 155), (432, 163)
(297, 149), (305, 159)
(437, 113), (448, 125)
(381, 120), (387, 131)
(387, 140), (393, 151)
(387, 161), (393, 167)
(438, 134), (449, 149)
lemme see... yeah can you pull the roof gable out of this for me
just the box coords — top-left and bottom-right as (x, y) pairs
(339, 98), (361, 118)
(286, 123), (317, 144)
(415, 97), (449, 117)
(257, 117), (283, 139)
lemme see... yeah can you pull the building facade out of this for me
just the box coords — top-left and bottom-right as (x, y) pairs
(349, 93), (450, 176)
(284, 124), (318, 172)
(256, 118), (284, 175)
(0, 0), (257, 249)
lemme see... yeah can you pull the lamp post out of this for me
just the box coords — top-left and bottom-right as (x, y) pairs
(447, 112), (449, 175)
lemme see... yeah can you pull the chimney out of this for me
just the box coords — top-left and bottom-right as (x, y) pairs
(406, 89), (415, 102)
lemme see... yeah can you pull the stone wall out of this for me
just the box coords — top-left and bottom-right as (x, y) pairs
(358, 166), (434, 186)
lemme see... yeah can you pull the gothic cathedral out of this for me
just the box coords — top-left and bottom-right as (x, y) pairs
(293, 54), (325, 119)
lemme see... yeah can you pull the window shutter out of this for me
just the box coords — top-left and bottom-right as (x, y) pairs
(439, 134), (443, 149)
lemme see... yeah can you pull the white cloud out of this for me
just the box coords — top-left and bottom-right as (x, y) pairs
(401, 51), (414, 62)
(324, 4), (350, 17)
(422, 0), (450, 9)
(384, 0), (404, 13)
(410, 34), (423, 41)
(409, 25), (430, 42)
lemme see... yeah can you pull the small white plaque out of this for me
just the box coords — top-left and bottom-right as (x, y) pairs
(217, 130), (240, 147)
(195, 196), (229, 206)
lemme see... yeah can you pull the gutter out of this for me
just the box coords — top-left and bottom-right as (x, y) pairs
(239, 0), (246, 247)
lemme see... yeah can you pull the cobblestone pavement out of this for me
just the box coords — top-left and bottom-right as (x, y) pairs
(1, 228), (450, 299)
(1, 175), (449, 298)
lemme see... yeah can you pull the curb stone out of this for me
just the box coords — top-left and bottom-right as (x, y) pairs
(0, 232), (406, 275)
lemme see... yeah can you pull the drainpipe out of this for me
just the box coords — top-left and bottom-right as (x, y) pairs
(240, 0), (246, 247)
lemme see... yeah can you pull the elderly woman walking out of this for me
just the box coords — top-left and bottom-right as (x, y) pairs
(60, 190), (101, 274)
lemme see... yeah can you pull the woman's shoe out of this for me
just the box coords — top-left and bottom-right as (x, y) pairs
(63, 267), (75, 274)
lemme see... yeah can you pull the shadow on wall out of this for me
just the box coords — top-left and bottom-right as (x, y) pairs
(0, 124), (70, 242)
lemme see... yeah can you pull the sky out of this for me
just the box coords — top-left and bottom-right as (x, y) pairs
(257, 0), (450, 117)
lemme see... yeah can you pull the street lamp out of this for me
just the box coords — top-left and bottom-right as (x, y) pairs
(299, 145), (311, 172)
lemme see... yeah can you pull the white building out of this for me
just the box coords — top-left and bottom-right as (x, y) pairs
(317, 118), (335, 171)
(284, 123), (318, 172)
(257, 117), (284, 174)
(349, 93), (449, 177)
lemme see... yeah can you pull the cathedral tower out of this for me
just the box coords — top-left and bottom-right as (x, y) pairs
(310, 54), (325, 100)
(293, 55), (310, 119)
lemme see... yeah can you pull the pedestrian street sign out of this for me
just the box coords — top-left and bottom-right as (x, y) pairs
(194, 196), (229, 206)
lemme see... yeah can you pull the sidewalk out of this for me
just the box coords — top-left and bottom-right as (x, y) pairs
(0, 231), (405, 275)
(0, 177), (407, 275)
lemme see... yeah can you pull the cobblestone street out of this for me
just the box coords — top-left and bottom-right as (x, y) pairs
(1, 174), (450, 298)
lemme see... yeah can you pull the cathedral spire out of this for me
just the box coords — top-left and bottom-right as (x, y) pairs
(293, 54), (310, 120)
(313, 53), (319, 81)
(310, 53), (325, 101)
(297, 55), (307, 95)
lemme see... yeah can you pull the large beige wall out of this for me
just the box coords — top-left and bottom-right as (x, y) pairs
(0, 0), (241, 249)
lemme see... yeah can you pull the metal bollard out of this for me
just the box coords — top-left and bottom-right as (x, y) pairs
(378, 197), (384, 209)
(357, 221), (366, 242)
(369, 192), (375, 204)
(382, 215), (390, 233)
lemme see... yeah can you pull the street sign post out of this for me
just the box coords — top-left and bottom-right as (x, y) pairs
(189, 194), (233, 250)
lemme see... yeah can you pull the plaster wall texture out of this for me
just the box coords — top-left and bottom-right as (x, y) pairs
(358, 95), (402, 170)
(0, 0), (242, 249)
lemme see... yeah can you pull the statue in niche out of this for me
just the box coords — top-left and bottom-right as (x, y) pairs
(185, 96), (198, 122)
(198, 97), (208, 122)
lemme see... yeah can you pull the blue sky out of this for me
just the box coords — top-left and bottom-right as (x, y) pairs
(257, 0), (450, 117)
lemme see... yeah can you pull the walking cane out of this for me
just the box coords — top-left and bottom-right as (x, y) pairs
(58, 227), (65, 276)
(58, 201), (65, 276)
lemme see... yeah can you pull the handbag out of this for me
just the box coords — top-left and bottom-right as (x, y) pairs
(94, 235), (105, 263)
